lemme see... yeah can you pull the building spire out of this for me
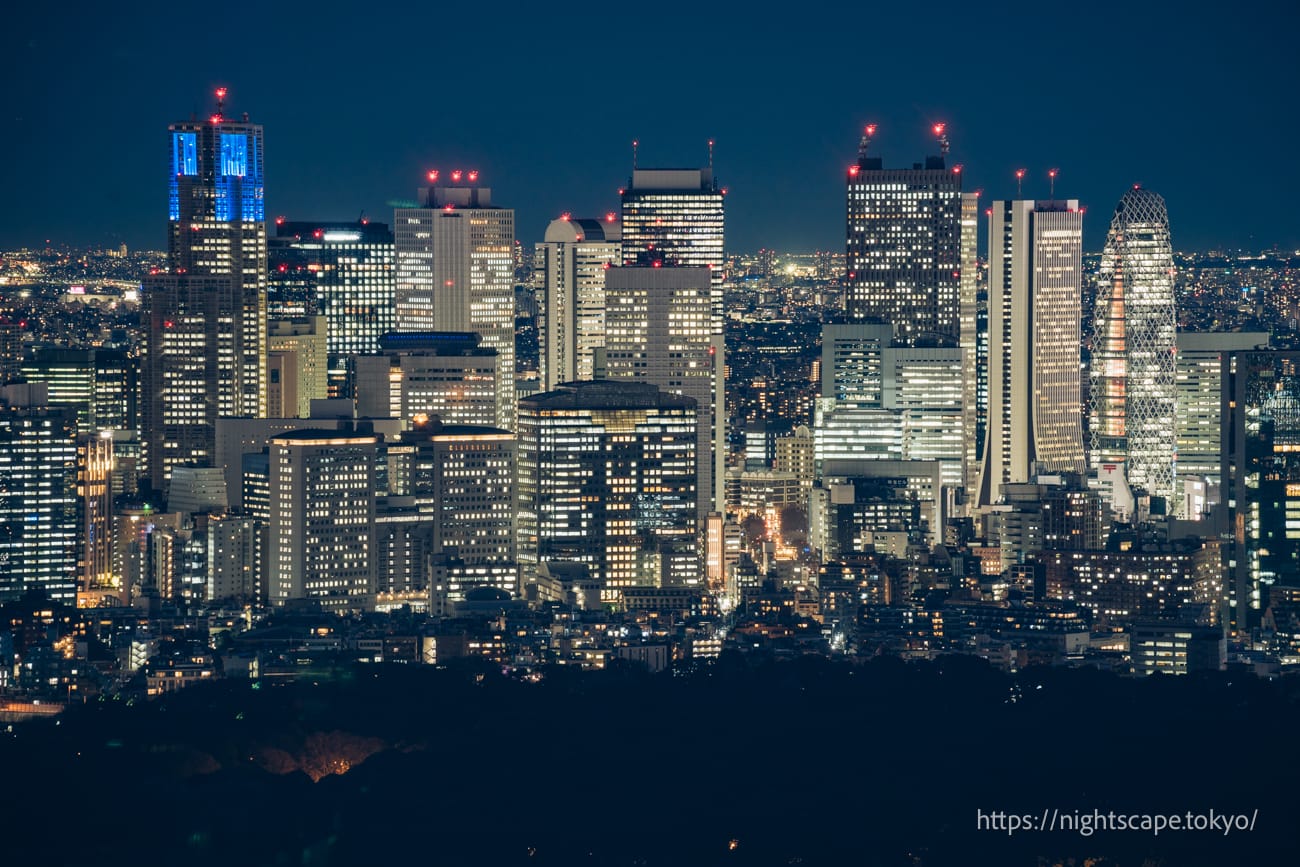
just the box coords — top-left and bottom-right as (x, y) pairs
(857, 124), (877, 161)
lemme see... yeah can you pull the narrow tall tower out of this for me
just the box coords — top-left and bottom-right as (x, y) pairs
(143, 89), (268, 491)
(978, 199), (1085, 508)
(534, 215), (621, 390)
(1089, 188), (1177, 504)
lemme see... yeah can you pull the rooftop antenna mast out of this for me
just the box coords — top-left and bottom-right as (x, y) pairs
(1016, 168), (1027, 197)
(633, 139), (638, 170)
(933, 123), (949, 156)
(1049, 168), (1059, 198)
(215, 87), (227, 118)
(857, 123), (877, 161)
(708, 139), (714, 171)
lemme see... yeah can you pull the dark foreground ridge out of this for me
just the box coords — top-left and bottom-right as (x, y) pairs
(3, 655), (1295, 866)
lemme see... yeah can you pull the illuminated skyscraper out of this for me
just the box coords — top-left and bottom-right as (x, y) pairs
(814, 323), (963, 489)
(1089, 187), (1177, 503)
(268, 429), (377, 611)
(977, 199), (1085, 509)
(534, 215), (622, 390)
(269, 220), (395, 395)
(604, 265), (724, 516)
(620, 166), (725, 334)
(517, 381), (698, 602)
(0, 392), (79, 604)
(1174, 331), (1269, 519)
(1223, 350), (1300, 635)
(21, 347), (137, 434)
(958, 192), (983, 499)
(845, 125), (962, 345)
(144, 89), (267, 491)
(406, 421), (517, 602)
(353, 332), (499, 427)
(267, 316), (328, 418)
(78, 432), (114, 596)
(394, 173), (515, 429)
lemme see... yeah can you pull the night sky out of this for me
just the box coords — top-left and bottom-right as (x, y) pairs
(3, 1), (1296, 254)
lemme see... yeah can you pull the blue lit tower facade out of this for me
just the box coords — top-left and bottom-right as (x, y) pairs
(1089, 187), (1177, 505)
(144, 90), (268, 491)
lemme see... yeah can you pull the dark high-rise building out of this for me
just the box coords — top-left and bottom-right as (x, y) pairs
(604, 265), (724, 517)
(517, 381), (698, 603)
(143, 89), (267, 491)
(845, 126), (962, 345)
(269, 220), (395, 396)
(1224, 350), (1300, 636)
(0, 392), (79, 604)
(20, 346), (137, 434)
(620, 166), (725, 335)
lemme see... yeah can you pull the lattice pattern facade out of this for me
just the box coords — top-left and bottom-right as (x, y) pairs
(1089, 188), (1177, 503)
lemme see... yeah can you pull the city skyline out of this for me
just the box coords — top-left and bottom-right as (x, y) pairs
(4, 3), (1297, 254)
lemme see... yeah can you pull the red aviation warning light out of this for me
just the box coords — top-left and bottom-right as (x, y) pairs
(560, 212), (571, 221)
(427, 169), (439, 182)
(275, 216), (285, 225)
(848, 165), (860, 177)
(451, 170), (463, 182)
(468, 170), (479, 182)
(933, 122), (950, 155)
(605, 212), (616, 223)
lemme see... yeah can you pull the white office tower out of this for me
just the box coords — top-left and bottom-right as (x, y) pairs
(534, 216), (622, 390)
(815, 323), (964, 489)
(1174, 331), (1270, 518)
(976, 200), (1085, 510)
(353, 332), (499, 427)
(394, 172), (516, 429)
(959, 192), (982, 504)
(604, 265), (725, 517)
(267, 316), (328, 419)
(1089, 187), (1177, 505)
(268, 430), (377, 611)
